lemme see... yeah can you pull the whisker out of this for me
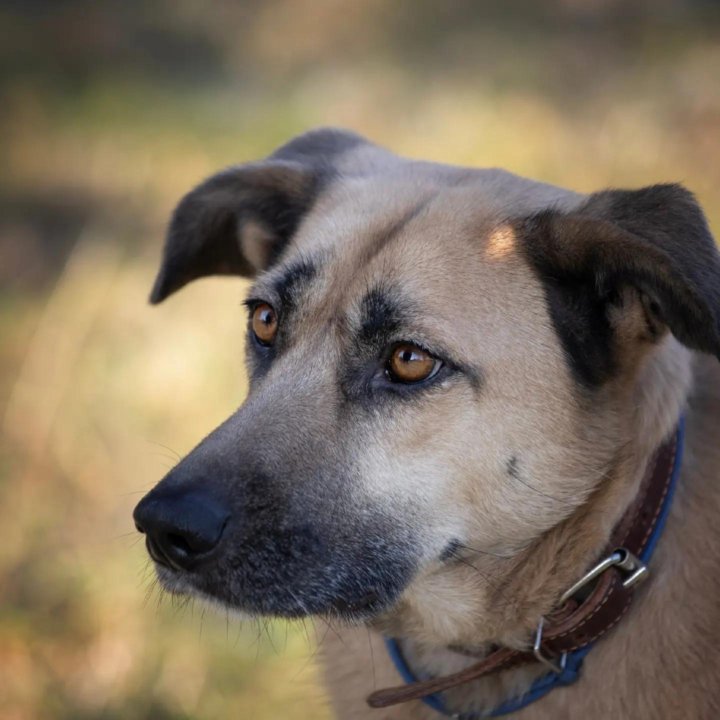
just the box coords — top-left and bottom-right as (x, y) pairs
(510, 474), (577, 508)
(199, 607), (207, 641)
(111, 530), (140, 541)
(448, 550), (516, 610)
(250, 619), (264, 663)
(366, 626), (377, 690)
(454, 542), (515, 560)
(290, 619), (329, 683)
(147, 441), (182, 462)
(264, 618), (278, 653)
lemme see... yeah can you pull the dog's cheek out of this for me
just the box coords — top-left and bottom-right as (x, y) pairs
(350, 413), (474, 563)
(345, 392), (588, 642)
(348, 395), (531, 555)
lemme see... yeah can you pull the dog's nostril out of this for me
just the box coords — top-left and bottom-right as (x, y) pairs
(165, 532), (193, 556)
(135, 521), (146, 535)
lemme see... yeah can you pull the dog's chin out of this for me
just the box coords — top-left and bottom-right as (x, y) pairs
(152, 562), (405, 624)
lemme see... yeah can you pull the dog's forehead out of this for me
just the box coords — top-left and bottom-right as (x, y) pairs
(303, 163), (581, 260)
(256, 164), (584, 314)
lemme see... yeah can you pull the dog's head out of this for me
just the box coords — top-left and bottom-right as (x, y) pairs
(134, 129), (720, 645)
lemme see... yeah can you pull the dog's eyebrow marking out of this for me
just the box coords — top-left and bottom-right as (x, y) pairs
(357, 285), (405, 347)
(271, 257), (319, 312)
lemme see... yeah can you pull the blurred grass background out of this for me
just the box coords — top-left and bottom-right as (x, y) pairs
(1, 1), (719, 718)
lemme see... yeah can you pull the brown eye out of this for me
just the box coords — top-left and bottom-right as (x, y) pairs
(387, 343), (440, 384)
(251, 303), (278, 345)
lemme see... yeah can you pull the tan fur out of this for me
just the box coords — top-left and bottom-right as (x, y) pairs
(321, 354), (720, 720)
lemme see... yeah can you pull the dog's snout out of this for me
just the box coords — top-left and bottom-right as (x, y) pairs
(133, 489), (230, 571)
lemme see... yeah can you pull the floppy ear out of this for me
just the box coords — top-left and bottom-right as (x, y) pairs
(518, 184), (720, 386)
(150, 128), (367, 303)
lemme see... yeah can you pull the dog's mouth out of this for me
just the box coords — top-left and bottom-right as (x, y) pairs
(148, 543), (414, 623)
(154, 566), (394, 622)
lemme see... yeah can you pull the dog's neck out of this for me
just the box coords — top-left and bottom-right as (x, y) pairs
(388, 338), (693, 717)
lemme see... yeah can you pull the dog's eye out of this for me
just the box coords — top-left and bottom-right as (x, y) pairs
(251, 303), (278, 346)
(386, 343), (440, 384)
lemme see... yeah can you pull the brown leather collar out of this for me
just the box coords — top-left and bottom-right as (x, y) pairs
(367, 426), (680, 710)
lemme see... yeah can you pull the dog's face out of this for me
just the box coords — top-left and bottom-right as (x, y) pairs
(135, 129), (720, 645)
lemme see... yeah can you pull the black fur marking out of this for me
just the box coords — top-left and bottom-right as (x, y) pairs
(440, 539), (462, 562)
(506, 455), (520, 480)
(335, 285), (409, 405)
(517, 184), (720, 388)
(521, 212), (617, 387)
(357, 285), (405, 349)
(272, 258), (319, 313)
(243, 258), (321, 383)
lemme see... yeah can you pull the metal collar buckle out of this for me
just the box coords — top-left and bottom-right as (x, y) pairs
(533, 548), (648, 673)
(533, 617), (567, 673)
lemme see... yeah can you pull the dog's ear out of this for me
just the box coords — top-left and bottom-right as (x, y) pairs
(518, 184), (720, 386)
(150, 128), (368, 303)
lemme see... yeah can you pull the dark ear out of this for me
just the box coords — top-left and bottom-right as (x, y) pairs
(518, 184), (720, 386)
(150, 128), (368, 303)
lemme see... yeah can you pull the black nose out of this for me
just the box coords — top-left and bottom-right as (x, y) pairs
(133, 489), (230, 571)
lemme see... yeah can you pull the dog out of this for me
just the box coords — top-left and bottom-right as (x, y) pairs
(134, 128), (720, 719)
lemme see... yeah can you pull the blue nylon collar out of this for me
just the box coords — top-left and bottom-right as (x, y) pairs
(384, 419), (685, 719)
